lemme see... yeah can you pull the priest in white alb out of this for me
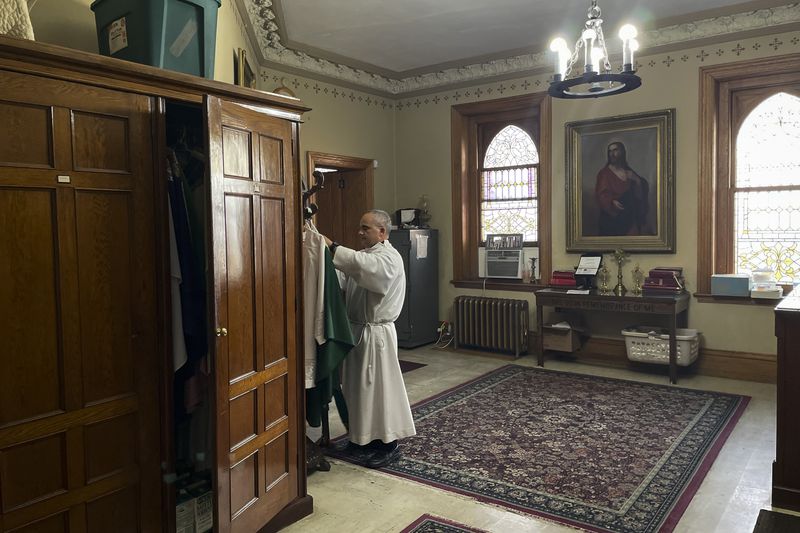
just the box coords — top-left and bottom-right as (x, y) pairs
(323, 209), (416, 468)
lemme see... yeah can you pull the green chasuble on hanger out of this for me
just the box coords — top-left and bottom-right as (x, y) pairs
(306, 247), (354, 427)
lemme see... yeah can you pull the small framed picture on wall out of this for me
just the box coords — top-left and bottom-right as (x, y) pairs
(235, 48), (256, 89)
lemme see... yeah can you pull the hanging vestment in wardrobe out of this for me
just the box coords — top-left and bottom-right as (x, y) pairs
(303, 227), (354, 427)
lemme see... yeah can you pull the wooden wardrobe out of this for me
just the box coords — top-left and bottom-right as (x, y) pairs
(0, 35), (311, 532)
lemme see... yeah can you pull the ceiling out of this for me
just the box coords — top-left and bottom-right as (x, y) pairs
(240, 0), (800, 95)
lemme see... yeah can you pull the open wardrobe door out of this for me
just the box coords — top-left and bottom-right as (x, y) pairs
(204, 95), (306, 533)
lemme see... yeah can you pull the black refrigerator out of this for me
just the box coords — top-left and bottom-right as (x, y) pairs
(390, 229), (439, 348)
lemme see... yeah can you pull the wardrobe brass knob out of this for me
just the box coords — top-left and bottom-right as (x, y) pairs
(216, 327), (228, 337)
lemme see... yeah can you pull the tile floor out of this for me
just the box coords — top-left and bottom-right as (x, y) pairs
(287, 346), (780, 533)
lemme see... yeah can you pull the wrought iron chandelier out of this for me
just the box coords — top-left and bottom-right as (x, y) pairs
(548, 1), (641, 99)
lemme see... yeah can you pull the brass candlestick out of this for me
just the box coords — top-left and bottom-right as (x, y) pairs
(598, 264), (610, 294)
(631, 263), (644, 296)
(613, 249), (629, 296)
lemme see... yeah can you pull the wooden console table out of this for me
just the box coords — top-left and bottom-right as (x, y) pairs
(773, 294), (800, 511)
(535, 289), (690, 384)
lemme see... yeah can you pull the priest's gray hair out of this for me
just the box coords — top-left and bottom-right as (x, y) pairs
(367, 209), (392, 236)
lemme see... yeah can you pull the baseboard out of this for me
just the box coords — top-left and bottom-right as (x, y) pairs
(529, 332), (777, 384)
(772, 484), (800, 513)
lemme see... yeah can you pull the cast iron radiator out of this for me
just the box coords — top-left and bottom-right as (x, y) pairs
(454, 296), (529, 357)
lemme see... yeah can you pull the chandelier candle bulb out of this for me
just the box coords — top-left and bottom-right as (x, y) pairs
(582, 29), (596, 72)
(549, 37), (568, 80)
(629, 39), (639, 68)
(591, 47), (604, 74)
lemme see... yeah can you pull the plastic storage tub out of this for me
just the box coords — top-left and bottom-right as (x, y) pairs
(622, 326), (700, 366)
(91, 0), (221, 78)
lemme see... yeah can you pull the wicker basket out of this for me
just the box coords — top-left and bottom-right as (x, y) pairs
(622, 326), (699, 366)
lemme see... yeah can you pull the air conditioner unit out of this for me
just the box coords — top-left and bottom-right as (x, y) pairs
(486, 249), (524, 279)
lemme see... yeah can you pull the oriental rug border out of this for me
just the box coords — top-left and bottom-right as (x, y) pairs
(399, 514), (489, 533)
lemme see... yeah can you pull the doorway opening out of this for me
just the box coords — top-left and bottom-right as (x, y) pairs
(306, 151), (374, 250)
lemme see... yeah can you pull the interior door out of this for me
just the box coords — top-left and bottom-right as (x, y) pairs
(205, 96), (301, 532)
(312, 168), (369, 250)
(0, 70), (161, 531)
(312, 171), (342, 244)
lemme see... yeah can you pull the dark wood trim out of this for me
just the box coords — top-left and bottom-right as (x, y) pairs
(292, 121), (310, 501)
(0, 35), (310, 118)
(538, 96), (552, 285)
(153, 97), (176, 533)
(306, 151), (375, 210)
(772, 485), (800, 512)
(697, 53), (800, 293)
(451, 279), (546, 292)
(258, 495), (314, 533)
(450, 92), (551, 284)
(451, 106), (472, 279)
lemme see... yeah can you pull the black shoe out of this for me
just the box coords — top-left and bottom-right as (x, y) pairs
(329, 439), (363, 453)
(365, 447), (401, 469)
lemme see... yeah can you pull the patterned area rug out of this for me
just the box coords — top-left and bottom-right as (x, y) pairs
(400, 359), (428, 373)
(400, 514), (489, 533)
(330, 365), (749, 533)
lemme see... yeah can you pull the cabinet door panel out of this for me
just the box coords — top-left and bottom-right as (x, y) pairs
(0, 188), (62, 426)
(207, 96), (300, 533)
(0, 70), (160, 532)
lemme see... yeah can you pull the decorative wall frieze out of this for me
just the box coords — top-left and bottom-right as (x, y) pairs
(246, 1), (800, 96)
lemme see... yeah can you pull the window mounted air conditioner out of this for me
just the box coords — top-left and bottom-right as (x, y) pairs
(485, 249), (524, 279)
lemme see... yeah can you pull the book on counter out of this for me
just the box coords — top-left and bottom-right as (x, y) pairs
(649, 267), (683, 278)
(643, 276), (684, 289)
(550, 269), (577, 287)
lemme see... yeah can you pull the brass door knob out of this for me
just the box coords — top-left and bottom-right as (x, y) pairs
(215, 327), (228, 337)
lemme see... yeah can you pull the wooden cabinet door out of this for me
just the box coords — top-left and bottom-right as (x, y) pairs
(0, 71), (161, 531)
(205, 96), (301, 533)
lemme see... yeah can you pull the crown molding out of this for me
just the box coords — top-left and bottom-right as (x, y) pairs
(243, 1), (800, 96)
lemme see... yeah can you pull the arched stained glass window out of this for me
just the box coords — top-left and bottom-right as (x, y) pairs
(735, 92), (800, 282)
(480, 125), (539, 243)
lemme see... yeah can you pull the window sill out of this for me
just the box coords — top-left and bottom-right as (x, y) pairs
(451, 279), (547, 292)
(693, 292), (784, 305)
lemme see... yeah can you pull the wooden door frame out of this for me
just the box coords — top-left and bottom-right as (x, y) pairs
(306, 151), (375, 209)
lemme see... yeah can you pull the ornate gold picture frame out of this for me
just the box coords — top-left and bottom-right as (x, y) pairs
(565, 109), (675, 253)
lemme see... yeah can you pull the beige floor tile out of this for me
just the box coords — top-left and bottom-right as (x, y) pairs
(286, 347), (777, 533)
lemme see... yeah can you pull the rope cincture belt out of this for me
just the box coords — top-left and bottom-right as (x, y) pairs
(350, 320), (392, 384)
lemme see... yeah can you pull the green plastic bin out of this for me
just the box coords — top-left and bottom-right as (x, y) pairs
(91, 0), (221, 79)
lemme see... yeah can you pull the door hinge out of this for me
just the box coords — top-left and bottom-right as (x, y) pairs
(338, 177), (345, 189)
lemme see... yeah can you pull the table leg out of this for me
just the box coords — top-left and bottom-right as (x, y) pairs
(669, 313), (678, 384)
(537, 303), (544, 366)
(678, 309), (689, 328)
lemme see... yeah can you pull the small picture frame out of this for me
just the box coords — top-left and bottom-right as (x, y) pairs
(235, 48), (256, 89)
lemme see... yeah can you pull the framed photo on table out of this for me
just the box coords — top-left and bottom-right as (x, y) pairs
(565, 109), (675, 253)
(235, 48), (256, 89)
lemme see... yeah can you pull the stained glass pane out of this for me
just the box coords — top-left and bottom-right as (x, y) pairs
(483, 125), (539, 168)
(481, 199), (538, 242)
(482, 168), (537, 201)
(736, 92), (800, 188)
(735, 190), (800, 282)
